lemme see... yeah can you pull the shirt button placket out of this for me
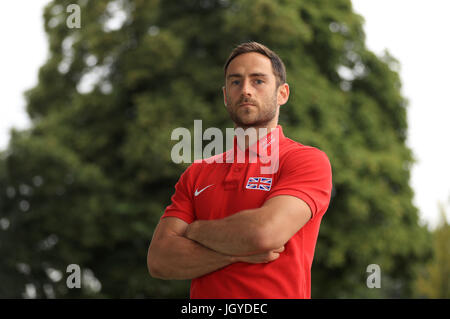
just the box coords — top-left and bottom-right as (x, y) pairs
(223, 163), (244, 190)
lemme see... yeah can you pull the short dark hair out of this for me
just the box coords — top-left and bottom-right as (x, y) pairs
(223, 41), (286, 87)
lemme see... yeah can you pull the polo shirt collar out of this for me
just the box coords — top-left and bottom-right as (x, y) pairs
(234, 125), (284, 158)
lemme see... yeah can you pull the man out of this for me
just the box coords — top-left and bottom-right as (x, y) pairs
(147, 42), (332, 299)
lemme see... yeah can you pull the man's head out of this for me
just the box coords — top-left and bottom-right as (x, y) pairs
(224, 42), (287, 87)
(222, 42), (289, 129)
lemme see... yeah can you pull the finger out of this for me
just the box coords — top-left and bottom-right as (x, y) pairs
(268, 252), (280, 262)
(273, 246), (285, 253)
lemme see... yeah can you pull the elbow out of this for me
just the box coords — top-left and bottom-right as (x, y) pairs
(148, 257), (169, 280)
(147, 253), (158, 278)
(147, 247), (166, 279)
(147, 259), (161, 279)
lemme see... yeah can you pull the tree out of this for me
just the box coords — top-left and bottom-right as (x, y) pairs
(0, 0), (431, 298)
(414, 203), (450, 298)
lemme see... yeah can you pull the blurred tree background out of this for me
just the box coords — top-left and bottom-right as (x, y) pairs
(0, 0), (434, 298)
(414, 203), (449, 298)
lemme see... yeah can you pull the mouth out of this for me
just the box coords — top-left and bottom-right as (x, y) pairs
(239, 103), (255, 107)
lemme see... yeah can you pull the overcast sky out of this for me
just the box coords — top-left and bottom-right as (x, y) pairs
(1, 1), (449, 230)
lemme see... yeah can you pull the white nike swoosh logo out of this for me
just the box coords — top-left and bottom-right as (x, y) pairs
(194, 184), (214, 197)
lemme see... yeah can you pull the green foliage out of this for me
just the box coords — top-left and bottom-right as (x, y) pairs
(414, 204), (450, 298)
(0, 0), (431, 298)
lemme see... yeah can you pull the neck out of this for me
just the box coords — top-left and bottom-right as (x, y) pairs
(234, 118), (278, 150)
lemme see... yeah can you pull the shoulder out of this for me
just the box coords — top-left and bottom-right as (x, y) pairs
(180, 161), (203, 177)
(175, 162), (200, 185)
(281, 138), (330, 167)
(180, 151), (225, 180)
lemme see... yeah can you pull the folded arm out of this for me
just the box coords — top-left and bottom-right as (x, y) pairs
(147, 217), (283, 280)
(184, 195), (312, 256)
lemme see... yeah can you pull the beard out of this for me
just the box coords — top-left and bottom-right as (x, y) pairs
(226, 91), (278, 129)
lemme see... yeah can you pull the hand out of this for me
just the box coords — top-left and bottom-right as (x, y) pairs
(233, 246), (285, 264)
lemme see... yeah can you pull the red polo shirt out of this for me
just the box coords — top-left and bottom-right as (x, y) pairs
(161, 125), (332, 298)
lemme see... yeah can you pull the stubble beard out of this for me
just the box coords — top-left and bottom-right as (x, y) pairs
(226, 92), (278, 129)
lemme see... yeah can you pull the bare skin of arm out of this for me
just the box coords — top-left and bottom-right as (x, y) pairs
(147, 217), (284, 280)
(184, 195), (312, 256)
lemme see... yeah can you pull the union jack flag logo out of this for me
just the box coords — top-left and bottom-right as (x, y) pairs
(246, 177), (272, 191)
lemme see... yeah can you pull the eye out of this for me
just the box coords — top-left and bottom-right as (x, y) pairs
(255, 79), (264, 84)
(231, 80), (240, 85)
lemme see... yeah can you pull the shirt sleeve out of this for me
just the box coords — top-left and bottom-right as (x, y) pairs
(160, 165), (195, 224)
(266, 147), (333, 219)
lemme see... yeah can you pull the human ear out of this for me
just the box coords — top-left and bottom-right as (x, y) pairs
(277, 83), (289, 106)
(222, 86), (227, 106)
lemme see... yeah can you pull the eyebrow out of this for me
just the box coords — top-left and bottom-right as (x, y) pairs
(227, 72), (268, 79)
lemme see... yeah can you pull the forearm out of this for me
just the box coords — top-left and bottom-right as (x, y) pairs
(148, 233), (235, 280)
(185, 208), (268, 256)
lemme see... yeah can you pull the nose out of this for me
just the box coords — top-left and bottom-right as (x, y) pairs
(240, 78), (253, 97)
